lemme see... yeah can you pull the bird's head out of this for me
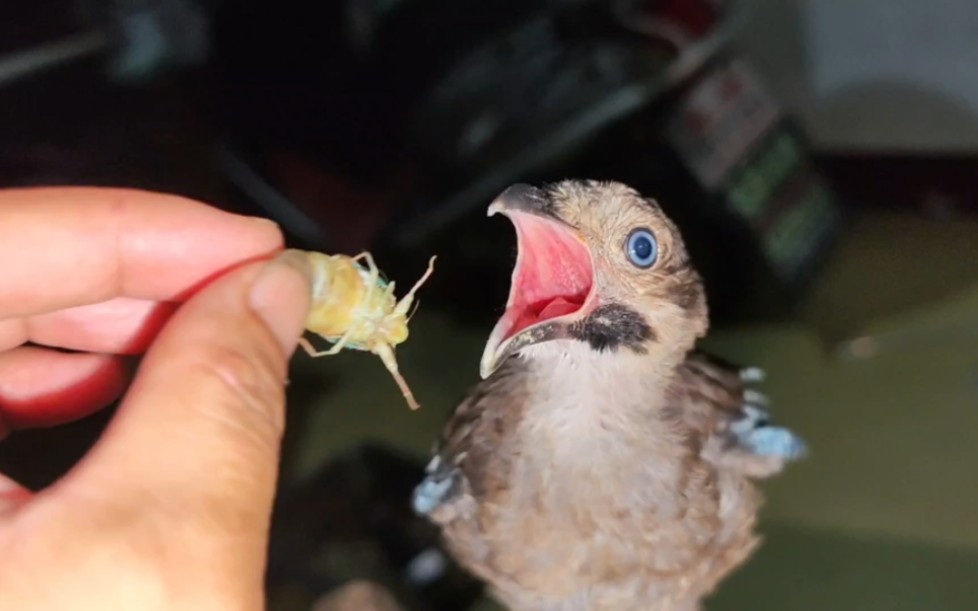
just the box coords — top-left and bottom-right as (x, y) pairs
(480, 180), (708, 379)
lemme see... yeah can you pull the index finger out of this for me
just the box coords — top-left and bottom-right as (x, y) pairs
(0, 187), (284, 318)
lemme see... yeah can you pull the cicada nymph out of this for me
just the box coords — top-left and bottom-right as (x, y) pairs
(291, 249), (436, 410)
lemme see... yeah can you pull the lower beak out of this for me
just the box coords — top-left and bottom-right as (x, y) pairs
(480, 318), (570, 379)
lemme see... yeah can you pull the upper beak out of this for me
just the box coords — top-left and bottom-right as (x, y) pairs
(479, 184), (596, 379)
(485, 183), (553, 218)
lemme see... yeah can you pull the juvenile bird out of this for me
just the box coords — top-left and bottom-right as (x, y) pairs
(411, 180), (806, 611)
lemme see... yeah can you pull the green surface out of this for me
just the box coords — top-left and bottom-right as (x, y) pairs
(712, 521), (978, 611)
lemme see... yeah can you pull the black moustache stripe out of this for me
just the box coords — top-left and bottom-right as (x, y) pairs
(569, 303), (655, 353)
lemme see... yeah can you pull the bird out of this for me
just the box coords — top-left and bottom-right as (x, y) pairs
(410, 180), (807, 611)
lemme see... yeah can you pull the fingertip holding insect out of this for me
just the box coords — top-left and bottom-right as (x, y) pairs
(249, 250), (315, 355)
(275, 249), (316, 280)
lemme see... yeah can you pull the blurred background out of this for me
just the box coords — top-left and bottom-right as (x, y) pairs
(1, 0), (977, 609)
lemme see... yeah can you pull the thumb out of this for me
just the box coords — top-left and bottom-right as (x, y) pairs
(55, 250), (312, 555)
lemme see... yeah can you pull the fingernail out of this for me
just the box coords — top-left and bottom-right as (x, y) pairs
(248, 251), (314, 354)
(244, 215), (281, 231)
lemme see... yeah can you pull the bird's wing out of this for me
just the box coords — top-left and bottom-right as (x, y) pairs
(677, 350), (808, 479)
(411, 358), (527, 523)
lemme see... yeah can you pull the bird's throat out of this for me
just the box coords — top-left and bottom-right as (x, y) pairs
(523, 342), (678, 418)
(516, 343), (688, 509)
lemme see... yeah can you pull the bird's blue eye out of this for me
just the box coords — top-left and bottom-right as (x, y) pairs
(626, 228), (658, 268)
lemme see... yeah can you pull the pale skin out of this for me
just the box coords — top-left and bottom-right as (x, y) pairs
(0, 187), (314, 610)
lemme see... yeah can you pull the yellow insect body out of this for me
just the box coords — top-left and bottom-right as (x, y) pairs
(293, 249), (436, 410)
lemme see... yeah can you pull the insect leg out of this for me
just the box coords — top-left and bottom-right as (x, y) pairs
(299, 336), (343, 357)
(406, 298), (422, 322)
(355, 251), (380, 291)
(375, 343), (421, 410)
(298, 329), (357, 357)
(349, 251), (371, 263)
(299, 336), (333, 357)
(394, 255), (437, 316)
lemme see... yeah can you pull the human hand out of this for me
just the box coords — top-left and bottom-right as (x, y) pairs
(0, 187), (312, 610)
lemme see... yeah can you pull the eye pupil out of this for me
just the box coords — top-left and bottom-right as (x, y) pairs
(633, 236), (651, 259)
(626, 229), (658, 268)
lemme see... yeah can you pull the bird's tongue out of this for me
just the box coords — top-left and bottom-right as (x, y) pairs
(537, 298), (580, 319)
(499, 212), (593, 342)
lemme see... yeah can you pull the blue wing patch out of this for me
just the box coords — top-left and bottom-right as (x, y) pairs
(731, 398), (808, 462)
(411, 455), (461, 516)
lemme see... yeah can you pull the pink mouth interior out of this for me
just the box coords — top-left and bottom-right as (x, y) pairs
(498, 211), (594, 342)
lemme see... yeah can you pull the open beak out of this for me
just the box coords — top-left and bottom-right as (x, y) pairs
(479, 184), (599, 379)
